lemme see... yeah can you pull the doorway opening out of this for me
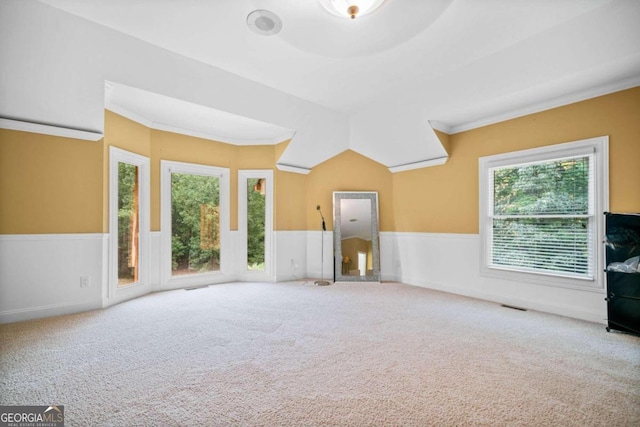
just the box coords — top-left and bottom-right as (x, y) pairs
(358, 251), (367, 276)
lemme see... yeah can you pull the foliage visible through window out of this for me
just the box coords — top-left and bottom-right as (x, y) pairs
(171, 173), (220, 275)
(199, 204), (219, 250)
(117, 162), (139, 286)
(247, 178), (266, 270)
(489, 155), (593, 278)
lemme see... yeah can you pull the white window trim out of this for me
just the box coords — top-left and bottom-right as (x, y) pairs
(108, 147), (150, 305)
(160, 160), (230, 289)
(238, 170), (274, 282)
(479, 136), (609, 292)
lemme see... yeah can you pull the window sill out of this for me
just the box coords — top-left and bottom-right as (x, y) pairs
(480, 265), (606, 293)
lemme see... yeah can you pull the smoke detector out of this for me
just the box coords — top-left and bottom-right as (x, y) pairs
(246, 10), (282, 36)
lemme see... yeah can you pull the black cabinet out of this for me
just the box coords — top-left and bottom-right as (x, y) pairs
(604, 212), (640, 336)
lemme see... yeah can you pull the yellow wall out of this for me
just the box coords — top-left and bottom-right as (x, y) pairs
(393, 87), (640, 234)
(0, 111), (288, 234)
(0, 129), (104, 234)
(151, 128), (238, 230)
(152, 131), (284, 231)
(341, 238), (373, 274)
(305, 150), (394, 231)
(272, 140), (307, 231)
(103, 111), (151, 232)
(341, 237), (368, 273)
(1, 87), (638, 236)
(275, 169), (307, 231)
(108, 111), (281, 231)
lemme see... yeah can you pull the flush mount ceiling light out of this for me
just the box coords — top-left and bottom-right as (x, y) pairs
(319, 0), (385, 19)
(246, 9), (282, 36)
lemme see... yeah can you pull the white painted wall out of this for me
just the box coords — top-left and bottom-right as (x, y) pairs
(306, 231), (335, 281)
(379, 232), (401, 282)
(0, 2), (612, 325)
(350, 105), (449, 169)
(0, 230), (300, 322)
(274, 231), (308, 282)
(0, 0), (349, 171)
(0, 230), (608, 324)
(0, 234), (105, 323)
(149, 232), (162, 292)
(381, 232), (608, 324)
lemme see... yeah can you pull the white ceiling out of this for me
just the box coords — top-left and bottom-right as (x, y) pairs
(340, 198), (374, 241)
(105, 81), (295, 145)
(10, 0), (640, 169)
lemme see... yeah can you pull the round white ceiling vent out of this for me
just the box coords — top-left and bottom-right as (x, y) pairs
(247, 10), (282, 36)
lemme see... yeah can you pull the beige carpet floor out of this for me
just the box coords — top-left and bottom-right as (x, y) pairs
(1, 281), (639, 426)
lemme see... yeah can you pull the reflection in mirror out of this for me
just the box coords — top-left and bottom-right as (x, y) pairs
(333, 192), (380, 282)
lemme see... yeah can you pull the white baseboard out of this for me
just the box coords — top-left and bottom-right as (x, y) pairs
(0, 233), (106, 323)
(403, 276), (606, 325)
(0, 301), (103, 324)
(0, 231), (609, 325)
(161, 273), (239, 291)
(385, 232), (608, 325)
(381, 274), (401, 283)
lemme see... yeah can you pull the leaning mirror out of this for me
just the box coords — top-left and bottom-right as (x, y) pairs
(333, 191), (380, 282)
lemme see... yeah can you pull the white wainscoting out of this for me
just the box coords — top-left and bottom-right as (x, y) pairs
(149, 231), (162, 292)
(305, 230), (334, 281)
(380, 232), (400, 282)
(382, 232), (607, 324)
(0, 231), (608, 324)
(274, 231), (308, 282)
(0, 234), (106, 323)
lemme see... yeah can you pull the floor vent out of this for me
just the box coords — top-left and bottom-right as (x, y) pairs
(185, 285), (209, 291)
(501, 304), (527, 311)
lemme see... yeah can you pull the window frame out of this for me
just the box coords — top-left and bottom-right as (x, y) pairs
(479, 136), (608, 292)
(108, 147), (150, 304)
(160, 160), (230, 289)
(238, 170), (274, 281)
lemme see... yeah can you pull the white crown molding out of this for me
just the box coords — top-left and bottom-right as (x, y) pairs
(106, 104), (154, 128)
(388, 156), (448, 173)
(428, 120), (453, 134)
(0, 118), (103, 141)
(151, 122), (294, 145)
(446, 76), (640, 135)
(106, 105), (295, 146)
(276, 163), (311, 174)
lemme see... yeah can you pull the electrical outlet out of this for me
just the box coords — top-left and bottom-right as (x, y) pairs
(80, 276), (90, 288)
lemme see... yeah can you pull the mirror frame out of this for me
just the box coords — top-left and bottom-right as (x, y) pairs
(333, 191), (380, 282)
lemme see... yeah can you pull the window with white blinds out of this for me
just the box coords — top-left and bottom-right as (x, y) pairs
(489, 154), (594, 279)
(479, 136), (608, 289)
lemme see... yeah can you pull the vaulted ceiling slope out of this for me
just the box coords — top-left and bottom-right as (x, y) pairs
(2, 0), (640, 172)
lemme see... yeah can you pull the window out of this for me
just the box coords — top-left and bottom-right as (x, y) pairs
(246, 178), (266, 270)
(109, 147), (150, 301)
(479, 136), (608, 290)
(170, 172), (221, 275)
(238, 170), (273, 280)
(161, 161), (229, 288)
(117, 162), (139, 285)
